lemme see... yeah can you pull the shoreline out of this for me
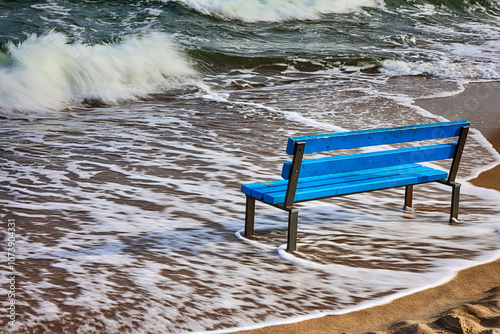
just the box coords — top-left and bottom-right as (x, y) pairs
(232, 81), (500, 334)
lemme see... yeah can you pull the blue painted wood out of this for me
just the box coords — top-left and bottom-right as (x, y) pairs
(250, 164), (431, 199)
(263, 169), (447, 205)
(241, 179), (288, 196)
(254, 165), (435, 199)
(286, 120), (470, 155)
(241, 164), (423, 197)
(282, 143), (456, 179)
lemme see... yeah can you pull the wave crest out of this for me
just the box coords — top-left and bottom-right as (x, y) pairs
(0, 32), (197, 113)
(164, 0), (384, 22)
(380, 59), (500, 80)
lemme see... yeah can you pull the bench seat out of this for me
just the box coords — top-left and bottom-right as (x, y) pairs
(242, 164), (447, 205)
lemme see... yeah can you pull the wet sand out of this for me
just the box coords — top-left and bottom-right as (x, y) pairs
(234, 81), (500, 334)
(417, 81), (500, 193)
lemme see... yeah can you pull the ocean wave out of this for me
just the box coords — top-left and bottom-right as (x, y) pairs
(161, 0), (384, 22)
(0, 31), (197, 114)
(380, 59), (500, 80)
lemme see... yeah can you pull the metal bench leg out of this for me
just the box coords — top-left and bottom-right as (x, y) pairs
(287, 208), (299, 252)
(244, 195), (255, 237)
(404, 185), (413, 209)
(450, 182), (461, 224)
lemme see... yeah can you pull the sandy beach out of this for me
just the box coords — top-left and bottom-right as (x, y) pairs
(234, 81), (500, 334)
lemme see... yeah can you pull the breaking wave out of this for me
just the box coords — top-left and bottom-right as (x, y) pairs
(0, 31), (197, 114)
(162, 0), (384, 22)
(380, 59), (500, 80)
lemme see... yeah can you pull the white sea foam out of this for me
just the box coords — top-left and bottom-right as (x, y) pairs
(380, 59), (500, 80)
(0, 31), (197, 114)
(165, 0), (384, 22)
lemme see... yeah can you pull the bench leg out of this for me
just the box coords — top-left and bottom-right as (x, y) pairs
(404, 185), (413, 209)
(450, 183), (461, 224)
(244, 195), (255, 237)
(287, 208), (299, 252)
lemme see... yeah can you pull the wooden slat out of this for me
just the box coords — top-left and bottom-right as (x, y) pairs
(282, 143), (456, 179)
(259, 165), (444, 201)
(286, 120), (470, 155)
(241, 180), (287, 197)
(241, 164), (422, 198)
(263, 169), (447, 204)
(251, 164), (432, 199)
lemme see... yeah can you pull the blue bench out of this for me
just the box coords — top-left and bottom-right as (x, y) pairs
(241, 120), (470, 252)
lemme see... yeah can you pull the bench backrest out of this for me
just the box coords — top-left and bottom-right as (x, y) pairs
(285, 120), (470, 155)
(279, 120), (470, 209)
(282, 120), (469, 179)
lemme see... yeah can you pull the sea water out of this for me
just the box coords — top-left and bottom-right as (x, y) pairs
(1, 0), (500, 333)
